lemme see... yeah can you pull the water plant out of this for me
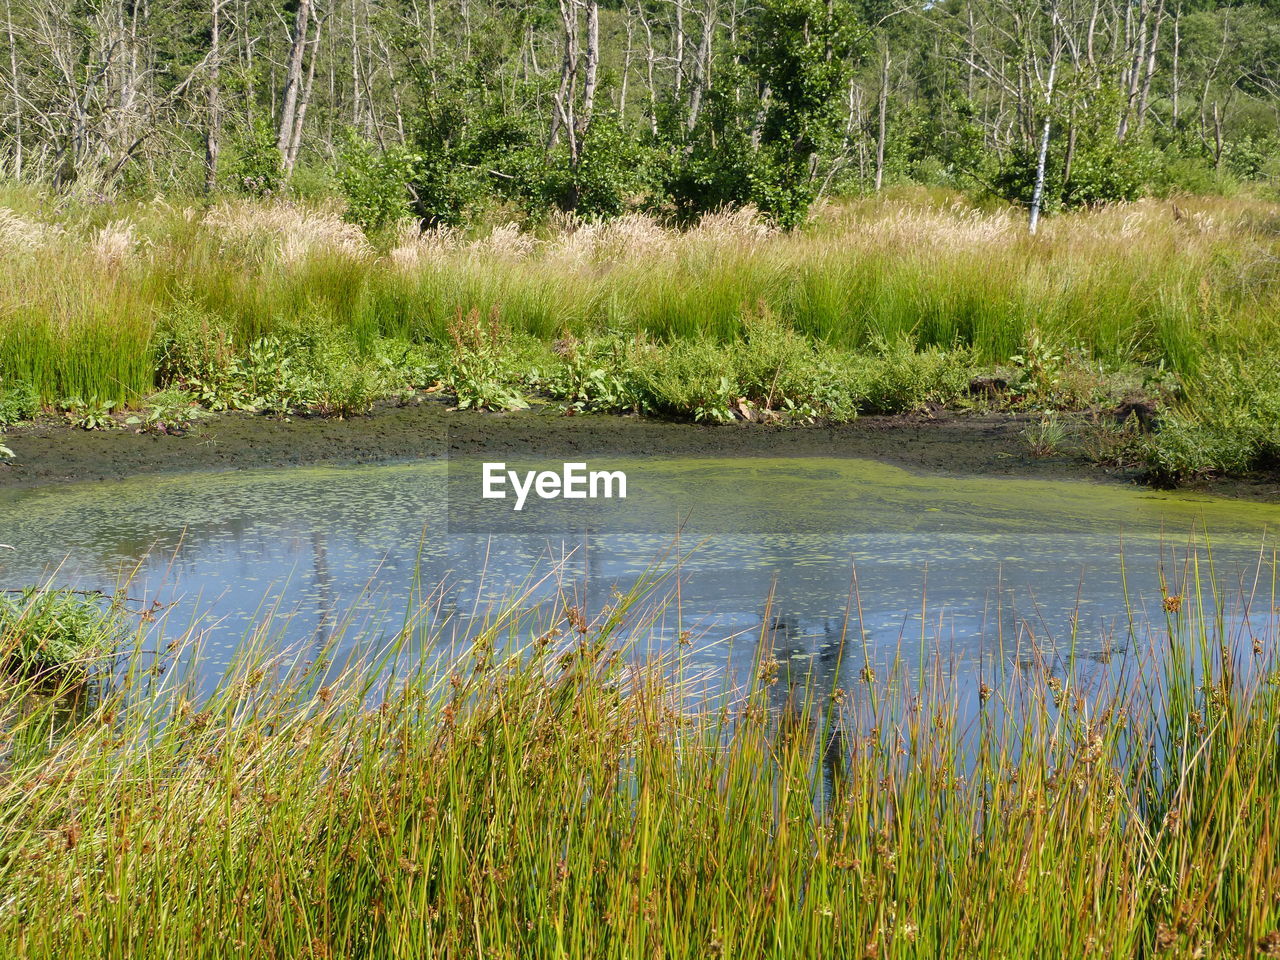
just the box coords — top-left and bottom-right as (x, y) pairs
(0, 586), (123, 678)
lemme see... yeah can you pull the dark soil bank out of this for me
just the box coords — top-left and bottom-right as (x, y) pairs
(2, 399), (1277, 500)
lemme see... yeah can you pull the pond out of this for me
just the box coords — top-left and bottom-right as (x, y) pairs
(1, 456), (1276, 695)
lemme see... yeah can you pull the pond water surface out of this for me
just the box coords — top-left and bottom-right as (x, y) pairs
(1, 456), (1276, 694)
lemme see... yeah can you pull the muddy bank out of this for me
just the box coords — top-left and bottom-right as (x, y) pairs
(1, 399), (1276, 500)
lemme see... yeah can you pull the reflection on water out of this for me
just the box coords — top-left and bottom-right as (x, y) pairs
(0, 457), (1275, 694)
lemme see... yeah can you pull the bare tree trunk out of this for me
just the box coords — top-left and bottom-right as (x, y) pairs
(673, 0), (685, 94)
(4, 0), (20, 179)
(286, 12), (323, 173)
(1029, 59), (1058, 236)
(351, 0), (361, 129)
(1117, 0), (1150, 141)
(276, 0), (313, 164)
(874, 46), (889, 192)
(620, 7), (634, 116)
(639, 3), (658, 136)
(1135, 0), (1165, 131)
(204, 0), (222, 193)
(580, 0), (599, 133)
(685, 0), (716, 133)
(548, 0), (580, 157)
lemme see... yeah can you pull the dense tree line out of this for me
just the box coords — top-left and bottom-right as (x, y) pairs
(2, 0), (1278, 225)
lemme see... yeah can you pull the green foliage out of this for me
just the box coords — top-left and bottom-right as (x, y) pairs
(440, 309), (530, 411)
(843, 335), (974, 414)
(742, 0), (861, 226)
(309, 362), (391, 418)
(517, 118), (653, 220)
(536, 322), (972, 424)
(666, 0), (861, 227)
(535, 336), (641, 415)
(225, 120), (284, 197)
(60, 396), (118, 430)
(0, 587), (121, 677)
(123, 388), (207, 434)
(156, 301), (394, 417)
(630, 337), (741, 422)
(1149, 354), (1280, 477)
(992, 89), (1160, 211)
(0, 379), (40, 425)
(336, 135), (415, 232)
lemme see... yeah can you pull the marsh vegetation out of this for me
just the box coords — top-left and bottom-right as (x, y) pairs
(2, 190), (1280, 481)
(0, 551), (1276, 958)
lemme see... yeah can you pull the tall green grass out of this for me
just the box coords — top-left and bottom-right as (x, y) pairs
(2, 189), (1279, 406)
(0, 552), (1276, 958)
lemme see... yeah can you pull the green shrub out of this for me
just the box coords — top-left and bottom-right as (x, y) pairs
(846, 336), (974, 414)
(439, 309), (531, 411)
(310, 362), (390, 418)
(1149, 355), (1280, 477)
(627, 337), (738, 422)
(0, 588), (121, 677)
(336, 135), (415, 233)
(225, 120), (285, 197)
(0, 379), (40, 425)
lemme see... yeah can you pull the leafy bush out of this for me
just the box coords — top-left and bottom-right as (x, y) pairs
(157, 302), (394, 416)
(1149, 355), (1280, 477)
(124, 388), (207, 434)
(336, 135), (415, 232)
(629, 337), (739, 422)
(60, 396), (118, 430)
(0, 587), (121, 677)
(991, 90), (1159, 212)
(535, 337), (641, 415)
(310, 363), (390, 418)
(0, 379), (40, 425)
(440, 309), (530, 411)
(844, 337), (974, 414)
(516, 119), (653, 220)
(155, 300), (239, 403)
(225, 120), (285, 197)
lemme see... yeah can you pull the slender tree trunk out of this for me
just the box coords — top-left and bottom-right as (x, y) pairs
(276, 0), (313, 164)
(1135, 0), (1165, 131)
(351, 0), (361, 128)
(286, 13), (323, 173)
(4, 0), (20, 180)
(1029, 59), (1058, 236)
(673, 0), (685, 94)
(1117, 0), (1150, 141)
(619, 8), (633, 116)
(874, 46), (889, 192)
(685, 0), (715, 134)
(639, 5), (658, 136)
(204, 0), (222, 193)
(580, 0), (599, 133)
(548, 0), (580, 156)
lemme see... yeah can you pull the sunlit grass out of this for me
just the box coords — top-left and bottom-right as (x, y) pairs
(2, 188), (1278, 407)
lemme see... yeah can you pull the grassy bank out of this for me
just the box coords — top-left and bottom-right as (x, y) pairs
(0, 556), (1277, 958)
(2, 187), (1280, 478)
